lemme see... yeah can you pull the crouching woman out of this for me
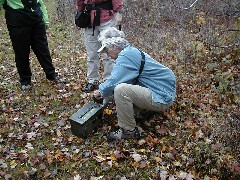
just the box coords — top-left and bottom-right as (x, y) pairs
(94, 31), (176, 141)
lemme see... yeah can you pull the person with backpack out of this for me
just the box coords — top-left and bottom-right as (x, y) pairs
(93, 27), (176, 141)
(0, 0), (65, 91)
(76, 0), (123, 92)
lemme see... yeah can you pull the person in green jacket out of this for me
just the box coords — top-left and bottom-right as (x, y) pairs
(0, 0), (65, 91)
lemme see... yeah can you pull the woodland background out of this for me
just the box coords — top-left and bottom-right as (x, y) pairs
(0, 0), (239, 179)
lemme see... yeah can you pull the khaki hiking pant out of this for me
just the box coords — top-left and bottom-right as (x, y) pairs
(114, 83), (172, 130)
(84, 19), (115, 83)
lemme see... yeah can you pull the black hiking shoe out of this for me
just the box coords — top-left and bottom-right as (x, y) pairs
(82, 81), (99, 93)
(48, 74), (67, 84)
(107, 127), (140, 141)
(21, 84), (32, 92)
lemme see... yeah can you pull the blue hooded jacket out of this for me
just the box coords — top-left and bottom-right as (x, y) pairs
(99, 45), (176, 104)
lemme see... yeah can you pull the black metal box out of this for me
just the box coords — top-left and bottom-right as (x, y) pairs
(69, 102), (102, 138)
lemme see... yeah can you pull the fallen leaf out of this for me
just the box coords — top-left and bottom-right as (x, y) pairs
(132, 153), (142, 162)
(138, 139), (146, 145)
(56, 130), (62, 137)
(154, 157), (162, 163)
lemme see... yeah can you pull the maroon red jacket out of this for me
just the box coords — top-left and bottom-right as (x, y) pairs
(76, 0), (123, 25)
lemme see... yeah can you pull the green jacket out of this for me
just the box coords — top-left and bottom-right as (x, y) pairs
(0, 0), (49, 25)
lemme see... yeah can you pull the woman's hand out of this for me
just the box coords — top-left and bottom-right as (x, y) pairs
(92, 90), (103, 104)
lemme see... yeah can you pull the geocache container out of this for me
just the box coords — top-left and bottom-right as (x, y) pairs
(69, 102), (102, 138)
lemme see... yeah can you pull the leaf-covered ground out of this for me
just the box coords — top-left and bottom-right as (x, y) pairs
(0, 2), (240, 180)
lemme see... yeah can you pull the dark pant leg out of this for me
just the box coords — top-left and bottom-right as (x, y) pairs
(7, 25), (32, 85)
(31, 22), (56, 80)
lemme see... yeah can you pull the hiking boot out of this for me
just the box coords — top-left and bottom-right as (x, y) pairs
(21, 84), (32, 92)
(48, 75), (66, 84)
(82, 81), (99, 93)
(108, 127), (140, 141)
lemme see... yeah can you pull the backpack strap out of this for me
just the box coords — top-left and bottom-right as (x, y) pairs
(134, 50), (145, 84)
(87, 0), (113, 36)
